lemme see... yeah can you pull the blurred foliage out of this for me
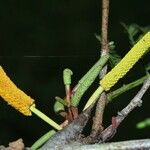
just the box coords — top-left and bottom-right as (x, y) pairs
(121, 23), (150, 46)
(145, 62), (150, 73)
(95, 24), (150, 70)
(136, 118), (150, 129)
(95, 34), (121, 67)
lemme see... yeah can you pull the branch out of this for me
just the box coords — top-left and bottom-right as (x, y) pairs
(92, 0), (110, 137)
(63, 139), (150, 150)
(107, 75), (148, 102)
(100, 0), (109, 77)
(91, 93), (106, 137)
(99, 76), (150, 142)
(101, 0), (109, 56)
(91, 75), (148, 138)
(39, 105), (93, 149)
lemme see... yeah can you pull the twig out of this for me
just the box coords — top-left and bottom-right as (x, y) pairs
(62, 139), (150, 150)
(92, 0), (109, 137)
(107, 75), (148, 102)
(39, 105), (93, 150)
(101, 0), (109, 56)
(90, 75), (148, 138)
(98, 77), (150, 142)
(91, 93), (106, 137)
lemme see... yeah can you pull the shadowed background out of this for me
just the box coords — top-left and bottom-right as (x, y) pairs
(0, 0), (149, 146)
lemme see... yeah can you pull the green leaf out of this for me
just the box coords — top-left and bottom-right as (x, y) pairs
(55, 96), (68, 106)
(127, 24), (140, 37)
(54, 100), (65, 114)
(109, 49), (121, 68)
(136, 118), (150, 129)
(121, 22), (150, 46)
(94, 34), (121, 68)
(140, 26), (150, 33)
(109, 41), (116, 50)
(145, 62), (150, 72)
(95, 34), (101, 42)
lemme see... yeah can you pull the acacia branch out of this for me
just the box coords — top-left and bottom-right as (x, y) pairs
(63, 139), (150, 150)
(39, 105), (93, 149)
(39, 77), (149, 149)
(92, 0), (109, 137)
(107, 75), (148, 102)
(99, 77), (150, 142)
(101, 0), (109, 56)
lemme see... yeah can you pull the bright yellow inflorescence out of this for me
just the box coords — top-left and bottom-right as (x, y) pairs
(0, 66), (35, 116)
(100, 32), (150, 91)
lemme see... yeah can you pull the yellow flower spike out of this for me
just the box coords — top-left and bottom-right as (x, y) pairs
(100, 32), (150, 91)
(0, 66), (62, 130)
(0, 66), (34, 116)
(84, 32), (150, 110)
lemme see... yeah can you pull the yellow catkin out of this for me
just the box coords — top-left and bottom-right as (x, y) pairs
(100, 32), (150, 91)
(0, 66), (35, 116)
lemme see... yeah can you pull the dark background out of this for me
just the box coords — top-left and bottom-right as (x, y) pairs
(0, 0), (149, 147)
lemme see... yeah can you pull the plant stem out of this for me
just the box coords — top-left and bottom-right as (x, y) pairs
(101, 0), (109, 55)
(30, 105), (62, 130)
(91, 0), (110, 137)
(107, 75), (148, 101)
(99, 77), (150, 142)
(83, 86), (104, 110)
